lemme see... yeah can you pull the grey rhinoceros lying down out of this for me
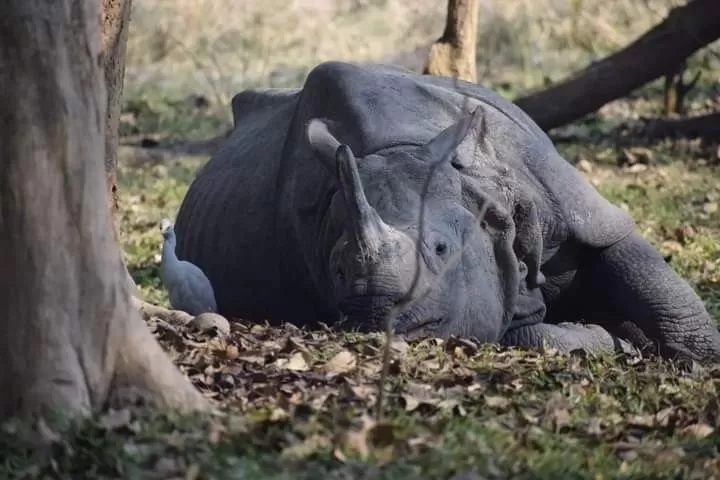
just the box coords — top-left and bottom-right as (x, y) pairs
(174, 60), (720, 363)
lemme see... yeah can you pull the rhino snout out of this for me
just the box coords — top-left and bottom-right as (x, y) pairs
(336, 293), (396, 331)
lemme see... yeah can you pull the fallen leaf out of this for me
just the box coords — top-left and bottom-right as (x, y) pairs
(577, 158), (593, 173)
(704, 202), (718, 214)
(321, 349), (357, 374)
(350, 384), (377, 402)
(367, 421), (397, 448)
(185, 464), (200, 480)
(99, 408), (132, 430)
(281, 434), (330, 460)
(391, 339), (409, 354)
(32, 418), (62, 447)
(278, 351), (310, 371)
(483, 395), (510, 409)
(237, 352), (265, 365)
(154, 456), (182, 476)
(542, 393), (571, 431)
(681, 423), (714, 439)
(627, 414), (655, 428)
(223, 344), (240, 360)
(401, 394), (420, 412)
(628, 163), (648, 173)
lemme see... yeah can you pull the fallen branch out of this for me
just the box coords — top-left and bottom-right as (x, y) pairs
(640, 111), (720, 140)
(514, 0), (720, 131)
(118, 128), (232, 166)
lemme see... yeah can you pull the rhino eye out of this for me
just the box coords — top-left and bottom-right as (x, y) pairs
(435, 242), (448, 256)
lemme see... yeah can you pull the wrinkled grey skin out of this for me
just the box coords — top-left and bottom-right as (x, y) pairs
(174, 61), (720, 363)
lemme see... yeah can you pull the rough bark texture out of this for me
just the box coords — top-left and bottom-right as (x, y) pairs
(642, 111), (720, 140)
(0, 0), (207, 421)
(514, 0), (720, 131)
(423, 0), (479, 83)
(101, 0), (131, 229)
(100, 0), (141, 298)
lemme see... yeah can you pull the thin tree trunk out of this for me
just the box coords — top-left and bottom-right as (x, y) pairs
(514, 0), (720, 131)
(102, 0), (131, 231)
(423, 0), (479, 83)
(100, 0), (142, 296)
(0, 0), (207, 420)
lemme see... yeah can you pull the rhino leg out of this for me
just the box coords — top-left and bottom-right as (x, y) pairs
(500, 322), (637, 356)
(580, 230), (720, 363)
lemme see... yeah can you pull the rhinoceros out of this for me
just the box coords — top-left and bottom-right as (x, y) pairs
(174, 61), (720, 363)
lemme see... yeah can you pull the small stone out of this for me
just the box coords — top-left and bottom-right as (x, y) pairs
(189, 313), (230, 337)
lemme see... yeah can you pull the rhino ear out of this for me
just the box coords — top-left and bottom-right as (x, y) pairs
(307, 118), (343, 173)
(422, 107), (485, 165)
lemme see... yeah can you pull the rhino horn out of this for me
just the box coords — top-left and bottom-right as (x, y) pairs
(423, 107), (485, 162)
(336, 144), (391, 257)
(306, 118), (341, 174)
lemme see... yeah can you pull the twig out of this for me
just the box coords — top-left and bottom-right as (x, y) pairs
(375, 90), (484, 420)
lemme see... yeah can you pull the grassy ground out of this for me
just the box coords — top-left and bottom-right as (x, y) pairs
(4, 1), (720, 478)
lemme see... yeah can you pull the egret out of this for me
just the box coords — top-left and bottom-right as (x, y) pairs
(159, 218), (217, 315)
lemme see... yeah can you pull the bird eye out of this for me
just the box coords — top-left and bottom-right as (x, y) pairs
(435, 242), (448, 256)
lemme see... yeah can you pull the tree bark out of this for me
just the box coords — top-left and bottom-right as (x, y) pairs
(101, 0), (131, 231)
(514, 0), (720, 131)
(662, 60), (701, 116)
(100, 0), (142, 297)
(423, 0), (479, 83)
(0, 0), (207, 421)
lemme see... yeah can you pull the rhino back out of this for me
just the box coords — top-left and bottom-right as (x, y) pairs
(174, 88), (310, 320)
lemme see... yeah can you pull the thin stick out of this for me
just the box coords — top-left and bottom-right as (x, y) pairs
(374, 91), (484, 420)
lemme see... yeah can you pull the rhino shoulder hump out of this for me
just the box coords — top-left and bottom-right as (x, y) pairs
(231, 88), (300, 128)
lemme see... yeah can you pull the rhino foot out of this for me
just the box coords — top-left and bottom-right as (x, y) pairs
(500, 322), (638, 357)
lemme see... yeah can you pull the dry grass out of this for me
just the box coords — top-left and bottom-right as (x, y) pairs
(125, 0), (699, 106)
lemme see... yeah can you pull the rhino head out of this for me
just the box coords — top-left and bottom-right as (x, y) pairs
(305, 109), (541, 342)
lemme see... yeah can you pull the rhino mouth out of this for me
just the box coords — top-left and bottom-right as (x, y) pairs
(335, 296), (443, 336)
(394, 311), (443, 336)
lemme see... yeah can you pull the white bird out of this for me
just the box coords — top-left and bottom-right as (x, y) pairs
(159, 218), (218, 315)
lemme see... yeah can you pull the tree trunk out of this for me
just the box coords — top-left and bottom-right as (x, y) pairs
(0, 0), (207, 420)
(100, 0), (141, 297)
(101, 0), (131, 231)
(514, 0), (720, 131)
(662, 60), (701, 116)
(423, 0), (479, 83)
